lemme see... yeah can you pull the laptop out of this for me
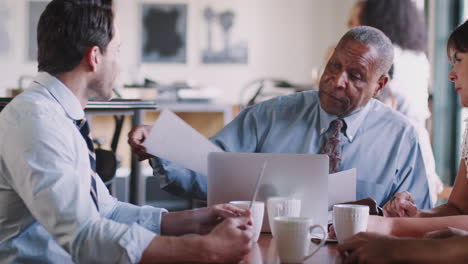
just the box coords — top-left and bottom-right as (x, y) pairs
(207, 152), (328, 232)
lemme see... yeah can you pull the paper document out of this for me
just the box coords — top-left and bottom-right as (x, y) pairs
(328, 168), (357, 211)
(143, 109), (223, 175)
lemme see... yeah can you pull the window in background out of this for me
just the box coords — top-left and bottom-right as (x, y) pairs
(430, 0), (463, 185)
(415, 0), (425, 11)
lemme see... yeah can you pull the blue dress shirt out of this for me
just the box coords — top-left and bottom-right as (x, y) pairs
(154, 91), (431, 209)
(0, 73), (166, 263)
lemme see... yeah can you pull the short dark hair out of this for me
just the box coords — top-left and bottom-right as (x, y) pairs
(447, 20), (468, 61)
(37, 0), (114, 74)
(338, 26), (394, 77)
(359, 0), (427, 53)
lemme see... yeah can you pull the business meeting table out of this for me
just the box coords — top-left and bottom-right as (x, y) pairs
(241, 234), (340, 264)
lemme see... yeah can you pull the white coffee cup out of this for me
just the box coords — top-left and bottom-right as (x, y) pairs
(229, 201), (265, 242)
(333, 204), (369, 244)
(267, 197), (301, 237)
(274, 216), (326, 263)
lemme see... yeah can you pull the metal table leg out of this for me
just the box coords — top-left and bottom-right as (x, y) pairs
(130, 109), (146, 205)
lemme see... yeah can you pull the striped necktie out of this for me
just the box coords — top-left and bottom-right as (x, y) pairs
(75, 119), (99, 211)
(320, 119), (344, 173)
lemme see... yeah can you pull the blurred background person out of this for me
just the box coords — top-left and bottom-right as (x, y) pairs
(348, 0), (443, 205)
(337, 19), (468, 264)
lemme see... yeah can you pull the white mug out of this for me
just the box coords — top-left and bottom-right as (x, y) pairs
(229, 201), (265, 242)
(274, 216), (326, 263)
(333, 204), (369, 244)
(267, 197), (301, 237)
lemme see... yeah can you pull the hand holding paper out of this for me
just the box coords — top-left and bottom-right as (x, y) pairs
(143, 109), (223, 175)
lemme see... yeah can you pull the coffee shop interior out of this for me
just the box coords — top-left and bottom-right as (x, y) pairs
(0, 0), (466, 211)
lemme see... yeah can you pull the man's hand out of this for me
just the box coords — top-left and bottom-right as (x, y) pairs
(383, 191), (419, 217)
(141, 215), (253, 263)
(202, 217), (253, 263)
(191, 204), (251, 235)
(424, 227), (468, 239)
(341, 197), (379, 215)
(161, 204), (251, 236)
(337, 232), (400, 264)
(127, 125), (153, 161)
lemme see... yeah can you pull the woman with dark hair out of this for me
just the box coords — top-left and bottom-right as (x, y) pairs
(359, 0), (427, 52)
(337, 20), (468, 264)
(349, 0), (443, 205)
(356, 0), (429, 112)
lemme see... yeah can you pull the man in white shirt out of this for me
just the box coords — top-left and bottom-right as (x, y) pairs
(0, 0), (252, 263)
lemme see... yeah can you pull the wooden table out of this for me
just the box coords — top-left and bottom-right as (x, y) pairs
(242, 234), (341, 264)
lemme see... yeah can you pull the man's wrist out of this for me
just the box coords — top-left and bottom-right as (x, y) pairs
(161, 210), (199, 235)
(181, 235), (212, 263)
(141, 235), (209, 263)
(176, 209), (201, 234)
(186, 209), (201, 234)
(196, 234), (219, 263)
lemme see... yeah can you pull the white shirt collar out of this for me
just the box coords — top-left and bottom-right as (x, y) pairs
(318, 99), (374, 143)
(33, 72), (85, 121)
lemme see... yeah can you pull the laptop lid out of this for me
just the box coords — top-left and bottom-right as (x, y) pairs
(207, 152), (328, 232)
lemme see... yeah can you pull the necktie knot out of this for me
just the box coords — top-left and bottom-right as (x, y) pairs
(76, 119), (86, 127)
(76, 119), (90, 135)
(330, 119), (344, 134)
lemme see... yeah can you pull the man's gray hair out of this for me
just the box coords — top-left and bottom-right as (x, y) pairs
(338, 26), (394, 76)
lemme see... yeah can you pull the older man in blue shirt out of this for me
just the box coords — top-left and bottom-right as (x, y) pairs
(130, 26), (431, 210)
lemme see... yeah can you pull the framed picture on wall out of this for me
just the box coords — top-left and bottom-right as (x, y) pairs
(0, 0), (15, 60)
(141, 3), (187, 63)
(199, 1), (248, 64)
(27, 0), (49, 62)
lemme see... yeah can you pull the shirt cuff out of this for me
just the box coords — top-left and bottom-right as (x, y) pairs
(150, 157), (170, 189)
(137, 206), (168, 235)
(118, 223), (156, 264)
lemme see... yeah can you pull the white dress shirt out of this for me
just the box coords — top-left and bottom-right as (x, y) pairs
(392, 45), (443, 205)
(0, 72), (166, 263)
(392, 45), (431, 122)
(462, 118), (468, 177)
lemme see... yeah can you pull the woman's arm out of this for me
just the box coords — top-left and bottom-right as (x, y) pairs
(387, 215), (468, 237)
(337, 232), (468, 264)
(384, 160), (468, 218)
(160, 204), (250, 236)
(368, 161), (468, 237)
(415, 160), (468, 217)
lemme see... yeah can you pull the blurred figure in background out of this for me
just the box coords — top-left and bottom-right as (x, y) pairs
(337, 19), (468, 264)
(349, 0), (443, 205)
